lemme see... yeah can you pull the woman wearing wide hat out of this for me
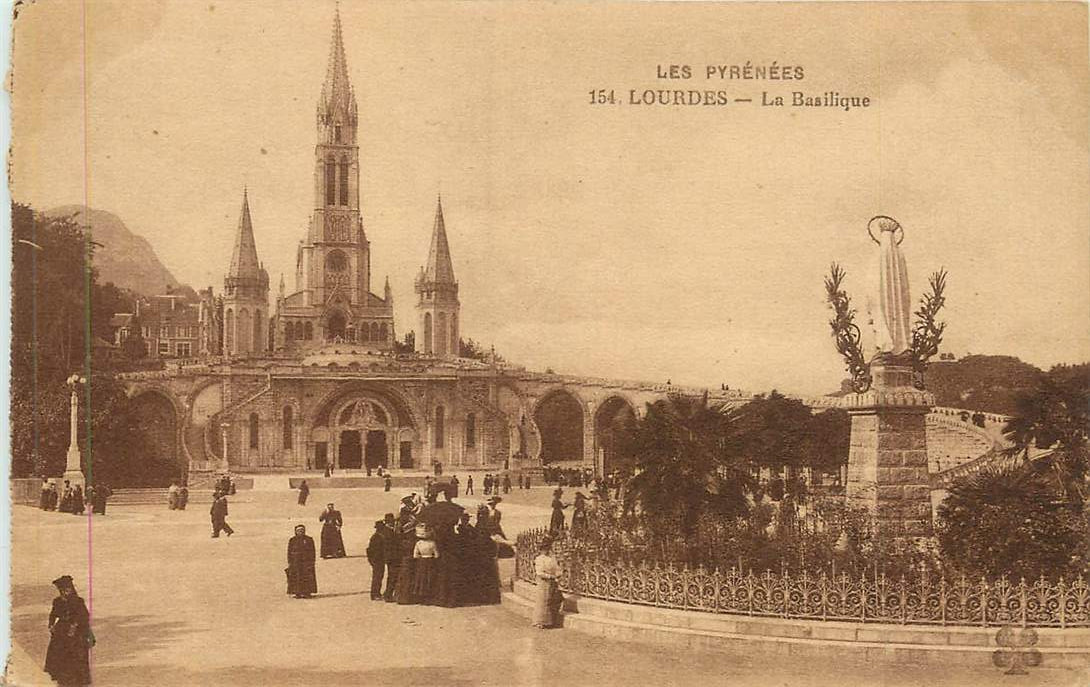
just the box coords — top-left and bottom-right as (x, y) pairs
(44, 575), (92, 686)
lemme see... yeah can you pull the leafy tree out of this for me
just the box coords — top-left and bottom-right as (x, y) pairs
(924, 355), (1044, 414)
(1003, 364), (1090, 509)
(9, 203), (161, 481)
(805, 408), (851, 474)
(734, 392), (813, 475)
(459, 337), (503, 363)
(938, 466), (1086, 580)
(120, 314), (148, 360)
(621, 394), (755, 558)
(393, 331), (415, 354)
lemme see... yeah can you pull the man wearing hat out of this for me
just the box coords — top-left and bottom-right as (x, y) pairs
(210, 490), (233, 538)
(319, 503), (346, 559)
(45, 575), (91, 686)
(366, 519), (390, 600)
(381, 513), (400, 602)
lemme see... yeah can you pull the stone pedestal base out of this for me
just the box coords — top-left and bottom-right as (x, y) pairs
(63, 446), (85, 488)
(842, 357), (934, 536)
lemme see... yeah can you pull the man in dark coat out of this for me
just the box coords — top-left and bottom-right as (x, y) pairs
(44, 575), (91, 686)
(366, 520), (388, 600)
(418, 491), (465, 607)
(319, 503), (346, 558)
(381, 513), (400, 602)
(384, 474), (392, 492)
(210, 491), (234, 537)
(287, 525), (317, 598)
(465, 475), (474, 495)
(297, 480), (310, 506)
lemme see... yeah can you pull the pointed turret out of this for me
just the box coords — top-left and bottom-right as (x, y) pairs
(384, 275), (393, 303)
(318, 5), (357, 128)
(228, 188), (263, 280)
(424, 196), (456, 284)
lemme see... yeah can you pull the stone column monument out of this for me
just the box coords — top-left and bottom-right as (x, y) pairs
(63, 374), (87, 487)
(839, 217), (934, 536)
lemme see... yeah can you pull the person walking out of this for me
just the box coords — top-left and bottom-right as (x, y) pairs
(319, 503), (346, 558)
(384, 474), (392, 492)
(532, 538), (563, 629)
(366, 520), (389, 600)
(210, 491), (234, 538)
(297, 480), (310, 506)
(465, 475), (474, 495)
(286, 525), (317, 599)
(44, 575), (92, 686)
(39, 478), (51, 511)
(71, 485), (86, 516)
(502, 474), (512, 494)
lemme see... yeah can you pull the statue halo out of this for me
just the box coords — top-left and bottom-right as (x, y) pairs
(867, 215), (904, 246)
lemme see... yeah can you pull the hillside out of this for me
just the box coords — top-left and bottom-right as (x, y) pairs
(46, 205), (195, 300)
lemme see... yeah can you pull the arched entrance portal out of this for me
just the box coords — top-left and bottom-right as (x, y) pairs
(594, 396), (637, 475)
(330, 397), (398, 471)
(121, 391), (182, 486)
(533, 390), (584, 464)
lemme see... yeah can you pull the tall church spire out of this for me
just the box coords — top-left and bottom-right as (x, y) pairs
(228, 188), (262, 279)
(318, 5), (356, 128)
(424, 195), (456, 284)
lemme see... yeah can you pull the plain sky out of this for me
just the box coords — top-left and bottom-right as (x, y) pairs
(11, 0), (1090, 396)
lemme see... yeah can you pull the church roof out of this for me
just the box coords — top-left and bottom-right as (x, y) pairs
(318, 6), (357, 120)
(228, 189), (263, 280)
(423, 196), (456, 284)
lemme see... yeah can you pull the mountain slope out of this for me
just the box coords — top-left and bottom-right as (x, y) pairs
(45, 205), (194, 299)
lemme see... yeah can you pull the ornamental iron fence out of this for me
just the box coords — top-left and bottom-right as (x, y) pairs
(515, 528), (1090, 628)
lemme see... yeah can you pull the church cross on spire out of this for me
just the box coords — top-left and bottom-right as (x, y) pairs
(318, 4), (356, 124)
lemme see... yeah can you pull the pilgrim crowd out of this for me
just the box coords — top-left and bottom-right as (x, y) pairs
(38, 478), (112, 516)
(41, 471), (575, 685)
(286, 486), (511, 607)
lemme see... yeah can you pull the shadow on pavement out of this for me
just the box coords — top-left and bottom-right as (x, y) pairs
(95, 663), (478, 687)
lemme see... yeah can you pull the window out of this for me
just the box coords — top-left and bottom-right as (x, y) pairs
(450, 314), (458, 354)
(284, 321), (294, 341)
(158, 341), (170, 356)
(423, 313), (432, 354)
(360, 322), (370, 342)
(175, 342), (192, 357)
(325, 161), (336, 205)
(379, 323), (388, 342)
(334, 124), (341, 143)
(434, 406), (445, 448)
(249, 413), (259, 450)
(466, 413), (476, 448)
(225, 309), (234, 352)
(304, 322), (313, 340)
(141, 326), (151, 338)
(339, 162), (349, 205)
(160, 326), (170, 338)
(283, 406), (293, 449)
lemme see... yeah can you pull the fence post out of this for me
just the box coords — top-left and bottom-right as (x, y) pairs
(1060, 578), (1067, 629)
(1020, 578), (1027, 629)
(940, 577), (946, 626)
(980, 578), (987, 627)
(900, 576), (907, 625)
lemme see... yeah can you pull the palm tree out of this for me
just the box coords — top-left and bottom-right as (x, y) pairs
(621, 394), (755, 557)
(1003, 365), (1089, 509)
(938, 466), (1083, 580)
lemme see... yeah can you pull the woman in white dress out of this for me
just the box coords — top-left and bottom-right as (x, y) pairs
(532, 538), (562, 628)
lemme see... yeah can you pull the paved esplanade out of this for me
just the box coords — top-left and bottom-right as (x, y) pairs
(6, 483), (1068, 686)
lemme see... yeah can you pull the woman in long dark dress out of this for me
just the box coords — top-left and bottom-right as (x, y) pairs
(297, 480), (310, 506)
(411, 525), (439, 604)
(44, 575), (91, 686)
(569, 492), (588, 535)
(287, 525), (317, 598)
(394, 516), (418, 604)
(549, 491), (569, 534)
(318, 503), (346, 558)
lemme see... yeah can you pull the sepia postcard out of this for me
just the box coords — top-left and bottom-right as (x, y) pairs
(5, 1), (1089, 685)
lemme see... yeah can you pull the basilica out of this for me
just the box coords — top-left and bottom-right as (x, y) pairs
(123, 9), (665, 479)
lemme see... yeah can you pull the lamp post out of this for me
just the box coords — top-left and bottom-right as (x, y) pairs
(220, 422), (231, 473)
(64, 374), (87, 486)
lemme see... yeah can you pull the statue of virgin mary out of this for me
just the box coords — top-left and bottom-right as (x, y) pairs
(869, 216), (912, 356)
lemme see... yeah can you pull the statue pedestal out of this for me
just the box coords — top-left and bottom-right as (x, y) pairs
(63, 445), (85, 488)
(842, 356), (933, 536)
